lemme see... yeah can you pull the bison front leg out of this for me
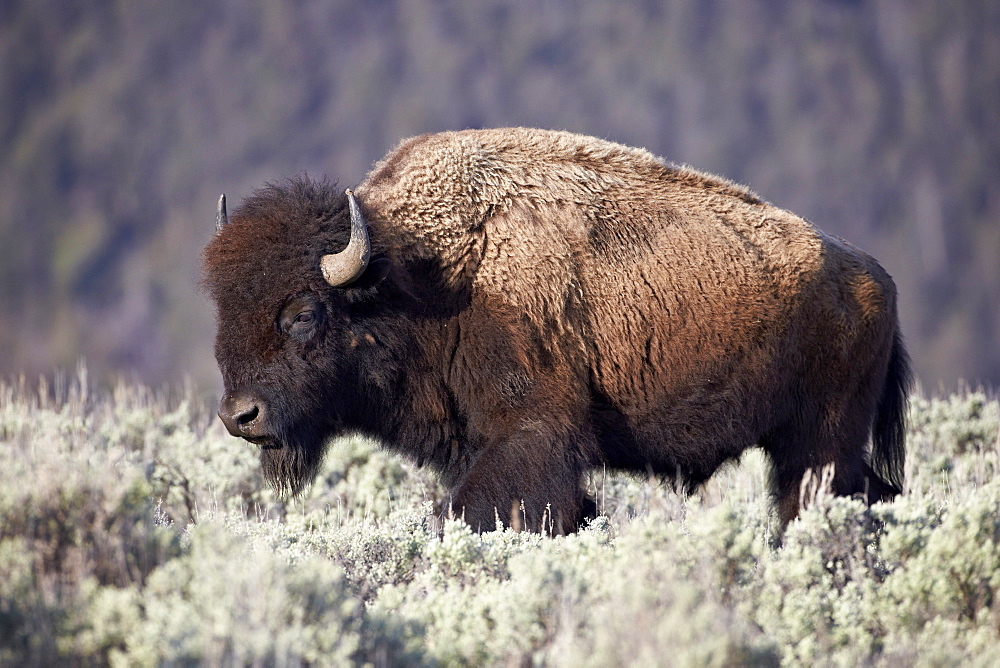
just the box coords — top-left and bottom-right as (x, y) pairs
(448, 428), (597, 534)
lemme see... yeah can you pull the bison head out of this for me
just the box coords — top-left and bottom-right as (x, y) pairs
(202, 178), (395, 494)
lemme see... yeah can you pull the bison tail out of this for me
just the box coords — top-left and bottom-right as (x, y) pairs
(869, 330), (913, 497)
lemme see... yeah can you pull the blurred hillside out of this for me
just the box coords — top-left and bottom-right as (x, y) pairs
(1, 0), (998, 390)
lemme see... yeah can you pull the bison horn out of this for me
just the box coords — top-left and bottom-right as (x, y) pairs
(320, 189), (371, 287)
(216, 194), (228, 232)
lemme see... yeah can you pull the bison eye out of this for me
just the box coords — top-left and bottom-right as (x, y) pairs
(279, 294), (325, 341)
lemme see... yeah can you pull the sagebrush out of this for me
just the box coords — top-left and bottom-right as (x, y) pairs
(1, 369), (998, 665)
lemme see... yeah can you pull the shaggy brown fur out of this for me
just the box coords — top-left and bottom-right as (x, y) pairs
(203, 128), (911, 533)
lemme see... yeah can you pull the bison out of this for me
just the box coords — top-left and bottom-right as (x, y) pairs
(203, 128), (910, 533)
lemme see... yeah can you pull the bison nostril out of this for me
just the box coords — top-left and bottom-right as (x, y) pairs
(236, 405), (259, 426)
(219, 392), (266, 438)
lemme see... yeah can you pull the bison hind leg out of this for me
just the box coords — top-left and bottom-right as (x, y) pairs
(578, 495), (598, 526)
(761, 410), (878, 526)
(862, 462), (902, 503)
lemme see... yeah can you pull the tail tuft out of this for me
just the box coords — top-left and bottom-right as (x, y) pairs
(870, 330), (912, 495)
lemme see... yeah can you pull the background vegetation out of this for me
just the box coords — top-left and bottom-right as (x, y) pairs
(1, 370), (998, 665)
(1, 0), (998, 390)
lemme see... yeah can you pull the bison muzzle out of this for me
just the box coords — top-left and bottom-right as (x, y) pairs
(203, 128), (911, 534)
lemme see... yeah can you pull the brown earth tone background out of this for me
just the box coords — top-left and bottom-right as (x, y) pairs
(1, 0), (997, 391)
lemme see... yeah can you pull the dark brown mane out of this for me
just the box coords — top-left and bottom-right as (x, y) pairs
(201, 177), (351, 303)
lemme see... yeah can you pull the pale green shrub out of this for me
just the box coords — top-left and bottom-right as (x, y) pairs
(2, 371), (998, 665)
(363, 511), (779, 666)
(302, 435), (446, 520)
(114, 519), (361, 667)
(541, 511), (779, 667)
(906, 390), (1000, 496)
(908, 390), (1000, 456)
(751, 496), (885, 665)
(879, 481), (1000, 626)
(0, 377), (180, 664)
(235, 504), (438, 597)
(363, 519), (554, 664)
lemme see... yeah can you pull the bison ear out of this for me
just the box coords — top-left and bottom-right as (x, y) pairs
(346, 256), (392, 292)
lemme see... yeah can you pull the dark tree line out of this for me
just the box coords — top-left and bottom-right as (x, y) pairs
(1, 0), (998, 389)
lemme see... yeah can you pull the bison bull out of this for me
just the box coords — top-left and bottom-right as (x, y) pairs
(203, 128), (911, 533)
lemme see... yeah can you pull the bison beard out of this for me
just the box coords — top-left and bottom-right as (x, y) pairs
(203, 128), (911, 534)
(254, 403), (321, 495)
(259, 442), (324, 496)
